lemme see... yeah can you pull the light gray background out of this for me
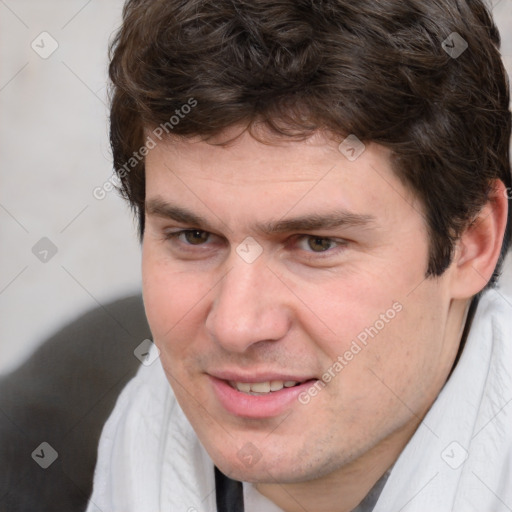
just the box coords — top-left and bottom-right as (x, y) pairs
(1, 0), (512, 375)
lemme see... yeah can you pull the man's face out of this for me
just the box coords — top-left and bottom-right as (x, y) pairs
(142, 128), (461, 483)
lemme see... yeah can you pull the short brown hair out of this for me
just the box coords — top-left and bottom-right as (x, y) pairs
(108, 0), (511, 286)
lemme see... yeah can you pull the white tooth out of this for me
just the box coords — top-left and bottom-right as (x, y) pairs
(235, 382), (252, 393)
(270, 380), (284, 391)
(233, 380), (300, 394)
(250, 381), (271, 393)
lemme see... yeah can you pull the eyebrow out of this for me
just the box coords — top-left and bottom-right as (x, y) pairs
(145, 197), (376, 234)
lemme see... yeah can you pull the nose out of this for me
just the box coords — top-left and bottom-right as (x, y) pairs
(205, 255), (292, 353)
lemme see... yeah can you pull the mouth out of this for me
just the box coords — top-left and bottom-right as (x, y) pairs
(209, 374), (319, 418)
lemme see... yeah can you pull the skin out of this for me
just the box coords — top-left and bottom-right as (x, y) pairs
(141, 125), (507, 512)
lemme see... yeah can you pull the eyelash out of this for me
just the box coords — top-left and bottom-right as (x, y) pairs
(162, 229), (348, 259)
(293, 234), (347, 257)
(163, 229), (217, 247)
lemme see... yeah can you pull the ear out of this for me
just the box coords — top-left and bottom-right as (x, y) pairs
(450, 179), (509, 299)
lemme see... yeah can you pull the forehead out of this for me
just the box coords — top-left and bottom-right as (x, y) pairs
(143, 128), (423, 231)
(146, 128), (390, 184)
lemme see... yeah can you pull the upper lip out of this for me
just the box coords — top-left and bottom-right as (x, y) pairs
(208, 370), (317, 383)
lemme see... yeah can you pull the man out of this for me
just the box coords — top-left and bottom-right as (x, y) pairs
(87, 0), (512, 511)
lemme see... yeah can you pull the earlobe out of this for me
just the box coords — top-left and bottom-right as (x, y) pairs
(451, 179), (509, 298)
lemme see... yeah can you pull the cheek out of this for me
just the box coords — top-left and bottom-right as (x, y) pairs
(142, 257), (214, 403)
(341, 291), (446, 419)
(303, 266), (444, 403)
(142, 245), (206, 347)
(298, 270), (406, 357)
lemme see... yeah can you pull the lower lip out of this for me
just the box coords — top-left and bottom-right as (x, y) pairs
(209, 376), (318, 418)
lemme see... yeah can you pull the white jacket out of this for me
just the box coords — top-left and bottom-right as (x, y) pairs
(86, 285), (512, 512)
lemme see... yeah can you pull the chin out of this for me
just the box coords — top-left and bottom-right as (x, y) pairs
(209, 443), (339, 485)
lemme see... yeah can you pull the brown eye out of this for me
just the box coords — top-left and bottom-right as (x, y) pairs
(183, 230), (210, 245)
(307, 236), (335, 252)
